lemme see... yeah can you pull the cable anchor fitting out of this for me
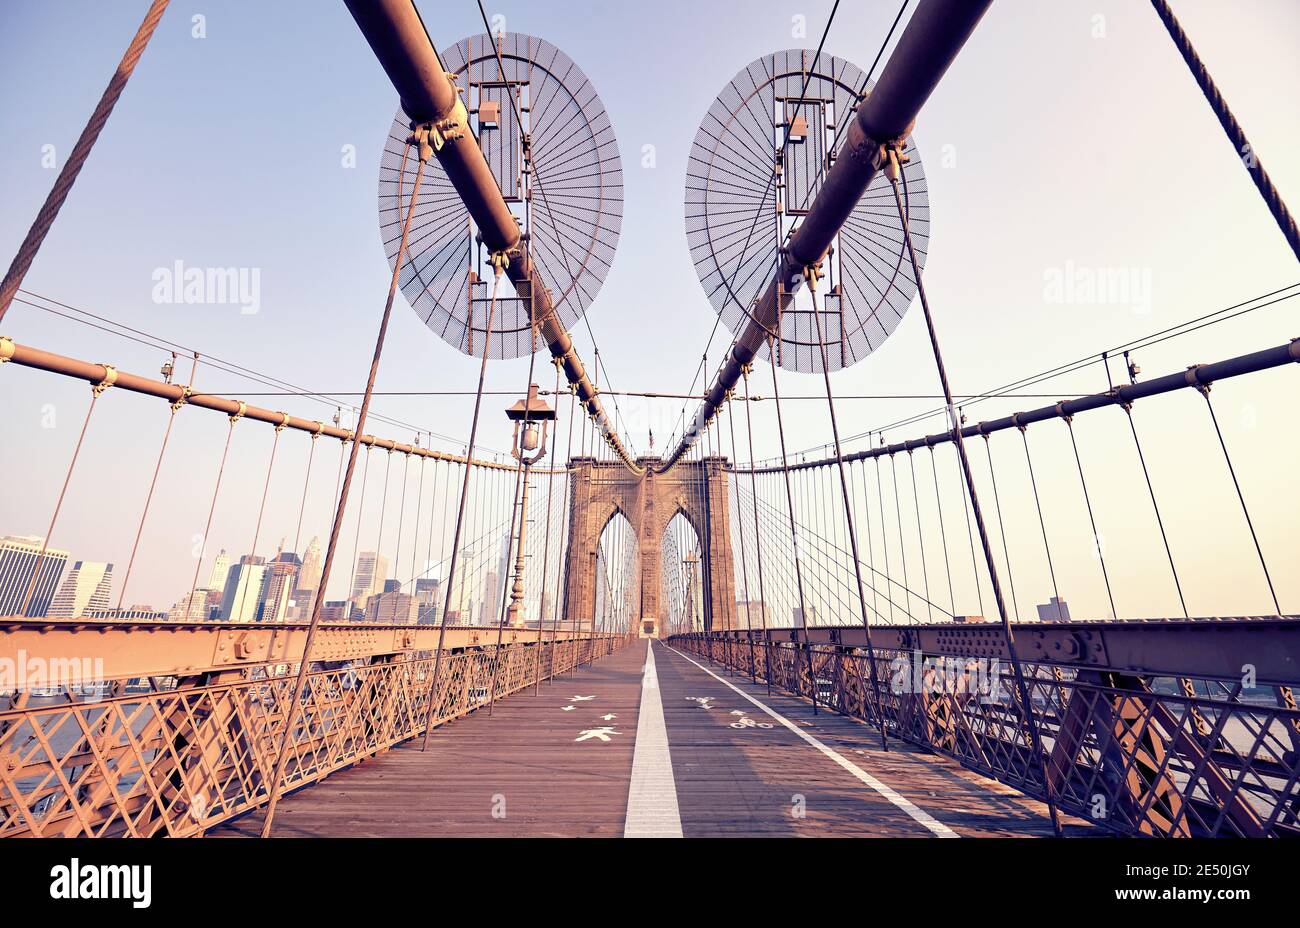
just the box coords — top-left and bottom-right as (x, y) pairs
(92, 364), (117, 396)
(170, 385), (192, 413)
(1185, 364), (1211, 395)
(884, 136), (912, 182)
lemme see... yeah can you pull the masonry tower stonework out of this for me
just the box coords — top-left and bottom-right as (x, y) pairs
(562, 456), (735, 636)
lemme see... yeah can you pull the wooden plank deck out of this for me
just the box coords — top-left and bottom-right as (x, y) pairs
(218, 639), (1090, 837)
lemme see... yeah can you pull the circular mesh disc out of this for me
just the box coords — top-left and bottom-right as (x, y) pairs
(685, 49), (929, 374)
(379, 32), (623, 359)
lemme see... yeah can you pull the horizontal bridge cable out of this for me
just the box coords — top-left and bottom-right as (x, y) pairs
(732, 336), (1300, 475)
(788, 283), (1300, 460)
(0, 336), (568, 474)
(10, 289), (483, 451)
(176, 388), (1104, 401)
(739, 478), (948, 623)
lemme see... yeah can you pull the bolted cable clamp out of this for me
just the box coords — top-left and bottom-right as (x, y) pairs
(92, 364), (117, 396)
(170, 385), (192, 413)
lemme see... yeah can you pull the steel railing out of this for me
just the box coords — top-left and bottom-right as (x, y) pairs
(0, 634), (629, 837)
(671, 627), (1300, 837)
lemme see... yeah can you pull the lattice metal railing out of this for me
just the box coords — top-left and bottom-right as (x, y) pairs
(672, 633), (1300, 837)
(0, 635), (627, 837)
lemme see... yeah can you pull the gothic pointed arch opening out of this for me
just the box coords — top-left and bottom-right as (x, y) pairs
(661, 510), (704, 637)
(561, 456), (735, 638)
(594, 509), (638, 636)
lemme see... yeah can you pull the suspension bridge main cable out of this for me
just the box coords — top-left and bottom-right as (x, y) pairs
(665, 0), (855, 453)
(666, 0), (911, 457)
(472, 0), (637, 463)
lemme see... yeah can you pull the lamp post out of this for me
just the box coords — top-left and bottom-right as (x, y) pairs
(505, 384), (555, 627)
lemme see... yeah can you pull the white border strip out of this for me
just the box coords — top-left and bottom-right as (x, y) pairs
(664, 643), (959, 838)
(624, 641), (683, 837)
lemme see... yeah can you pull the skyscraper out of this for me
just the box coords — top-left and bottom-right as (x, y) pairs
(297, 536), (322, 594)
(350, 551), (389, 608)
(207, 549), (232, 594)
(220, 556), (267, 622)
(482, 569), (501, 627)
(365, 579), (418, 624)
(414, 577), (440, 623)
(0, 535), (70, 617)
(1036, 597), (1071, 622)
(48, 561), (113, 618)
(258, 552), (301, 622)
(168, 589), (211, 622)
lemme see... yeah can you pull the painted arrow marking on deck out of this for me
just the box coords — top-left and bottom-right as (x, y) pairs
(561, 706), (576, 711)
(571, 695), (596, 701)
(600, 714), (617, 721)
(575, 726), (621, 742)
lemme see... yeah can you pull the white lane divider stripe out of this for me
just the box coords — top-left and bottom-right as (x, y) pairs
(664, 644), (959, 838)
(624, 641), (683, 838)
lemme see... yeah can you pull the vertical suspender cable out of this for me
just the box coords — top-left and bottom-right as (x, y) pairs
(874, 449), (896, 623)
(808, 274), (888, 745)
(346, 446), (374, 611)
(1197, 384), (1280, 613)
(118, 357), (199, 610)
(886, 148), (1061, 835)
(18, 385), (107, 616)
(534, 359), (565, 692)
(1018, 422), (1063, 619)
(906, 449), (933, 623)
(1062, 413), (1117, 618)
(766, 333), (819, 713)
(420, 267), (503, 749)
(926, 444), (957, 616)
(551, 387), (579, 679)
(1121, 402), (1189, 617)
(188, 414), (238, 610)
(980, 432), (1021, 622)
(724, 396), (758, 682)
(741, 366), (774, 694)
(260, 142), (429, 836)
(234, 422), (285, 622)
(487, 301), (543, 710)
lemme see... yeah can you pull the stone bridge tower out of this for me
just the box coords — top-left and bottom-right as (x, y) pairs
(562, 456), (735, 637)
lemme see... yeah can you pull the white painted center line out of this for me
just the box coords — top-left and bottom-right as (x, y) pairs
(623, 641), (683, 838)
(664, 644), (959, 838)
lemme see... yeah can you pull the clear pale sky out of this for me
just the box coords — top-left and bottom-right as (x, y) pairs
(1, 1), (1296, 620)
